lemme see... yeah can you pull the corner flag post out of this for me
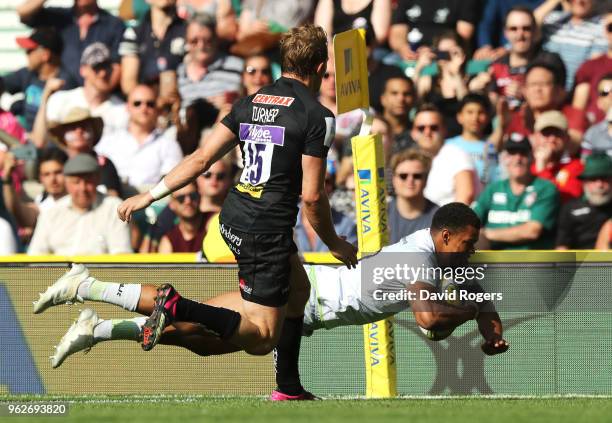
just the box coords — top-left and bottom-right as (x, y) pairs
(333, 28), (397, 398)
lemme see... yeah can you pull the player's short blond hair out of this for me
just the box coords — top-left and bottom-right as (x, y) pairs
(390, 148), (432, 174)
(280, 24), (328, 79)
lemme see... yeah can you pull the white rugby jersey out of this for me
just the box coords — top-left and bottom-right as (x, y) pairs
(303, 229), (440, 333)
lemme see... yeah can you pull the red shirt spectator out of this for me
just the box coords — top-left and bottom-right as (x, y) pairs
(531, 157), (583, 203)
(574, 55), (612, 124)
(531, 110), (584, 203)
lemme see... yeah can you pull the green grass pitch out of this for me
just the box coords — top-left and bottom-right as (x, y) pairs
(1, 396), (611, 423)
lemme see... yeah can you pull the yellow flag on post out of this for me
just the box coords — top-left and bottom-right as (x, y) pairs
(333, 29), (370, 115)
(333, 29), (397, 399)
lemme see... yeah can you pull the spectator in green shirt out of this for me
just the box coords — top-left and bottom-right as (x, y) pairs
(473, 136), (559, 250)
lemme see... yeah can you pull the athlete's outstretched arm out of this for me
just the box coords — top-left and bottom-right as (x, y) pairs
(477, 311), (509, 355)
(409, 282), (478, 331)
(301, 155), (358, 268)
(118, 123), (238, 222)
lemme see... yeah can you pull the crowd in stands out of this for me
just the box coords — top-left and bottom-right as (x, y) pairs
(0, 0), (610, 257)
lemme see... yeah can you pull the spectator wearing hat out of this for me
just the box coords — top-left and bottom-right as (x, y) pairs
(48, 107), (122, 197)
(582, 107), (612, 160)
(95, 85), (183, 188)
(388, 149), (439, 243)
(531, 110), (584, 203)
(0, 27), (70, 134)
(17, 0), (125, 88)
(27, 153), (131, 255)
(45, 43), (129, 141)
(473, 136), (559, 250)
(504, 60), (588, 153)
(556, 154), (612, 249)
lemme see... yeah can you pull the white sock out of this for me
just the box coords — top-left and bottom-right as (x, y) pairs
(77, 278), (141, 311)
(93, 317), (147, 344)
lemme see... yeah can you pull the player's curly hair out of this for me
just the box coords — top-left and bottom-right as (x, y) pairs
(431, 203), (481, 233)
(280, 24), (328, 79)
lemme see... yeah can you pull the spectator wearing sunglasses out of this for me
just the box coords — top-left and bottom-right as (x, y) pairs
(388, 149), (439, 243)
(241, 54), (273, 97)
(178, 13), (243, 111)
(45, 43), (128, 142)
(573, 12), (612, 124)
(471, 7), (556, 113)
(173, 13), (244, 155)
(582, 101), (612, 160)
(158, 182), (206, 253)
(141, 157), (234, 253)
(411, 104), (477, 206)
(95, 84), (183, 189)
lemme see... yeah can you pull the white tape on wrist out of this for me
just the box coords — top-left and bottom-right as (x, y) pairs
(149, 179), (171, 200)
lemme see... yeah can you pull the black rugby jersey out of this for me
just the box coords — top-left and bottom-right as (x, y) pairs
(220, 77), (335, 233)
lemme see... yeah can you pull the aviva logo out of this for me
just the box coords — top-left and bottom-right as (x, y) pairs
(358, 169), (372, 185)
(0, 283), (45, 393)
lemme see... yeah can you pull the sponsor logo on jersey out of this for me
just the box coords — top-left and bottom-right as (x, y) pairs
(253, 94), (295, 107)
(571, 206), (591, 217)
(524, 191), (537, 207)
(220, 223), (243, 254)
(252, 106), (280, 123)
(493, 192), (507, 205)
(236, 182), (264, 199)
(239, 278), (252, 294)
(488, 210), (531, 225)
(239, 123), (285, 146)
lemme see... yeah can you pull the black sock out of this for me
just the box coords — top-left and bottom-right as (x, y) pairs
(174, 297), (241, 340)
(274, 316), (304, 396)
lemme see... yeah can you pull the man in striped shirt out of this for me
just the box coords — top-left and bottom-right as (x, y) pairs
(539, 0), (608, 90)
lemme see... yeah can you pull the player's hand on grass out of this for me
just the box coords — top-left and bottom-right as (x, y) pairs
(117, 192), (154, 223)
(330, 236), (358, 269)
(481, 338), (509, 356)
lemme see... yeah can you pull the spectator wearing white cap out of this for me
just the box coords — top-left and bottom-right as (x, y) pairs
(531, 110), (584, 203)
(28, 154), (131, 255)
(45, 43), (129, 140)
